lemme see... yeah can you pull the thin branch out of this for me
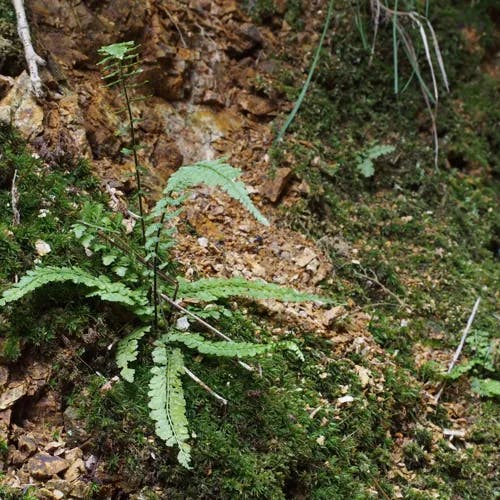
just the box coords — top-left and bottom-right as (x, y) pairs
(12, 0), (45, 97)
(184, 366), (227, 405)
(352, 266), (406, 307)
(161, 6), (187, 48)
(159, 293), (254, 372)
(434, 297), (481, 404)
(11, 169), (20, 226)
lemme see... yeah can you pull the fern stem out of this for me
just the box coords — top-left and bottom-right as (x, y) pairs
(120, 64), (146, 245)
(152, 211), (166, 331)
(153, 254), (159, 330)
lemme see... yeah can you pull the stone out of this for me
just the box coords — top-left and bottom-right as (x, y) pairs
(322, 306), (346, 326)
(52, 490), (65, 500)
(70, 480), (90, 498)
(0, 75), (15, 99)
(9, 447), (29, 465)
(295, 247), (317, 268)
(152, 136), (183, 169)
(46, 479), (72, 495)
(45, 441), (66, 453)
(25, 391), (62, 426)
(139, 109), (162, 134)
(261, 167), (293, 203)
(37, 488), (55, 499)
(63, 406), (88, 445)
(17, 434), (38, 455)
(0, 365), (9, 386)
(237, 91), (276, 116)
(64, 447), (83, 462)
(27, 452), (69, 479)
(84, 454), (98, 473)
(0, 381), (27, 410)
(0, 408), (12, 441)
(64, 457), (85, 481)
(0, 72), (44, 140)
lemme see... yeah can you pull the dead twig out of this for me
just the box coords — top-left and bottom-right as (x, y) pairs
(11, 169), (20, 226)
(434, 297), (481, 404)
(353, 266), (406, 308)
(12, 0), (45, 96)
(159, 293), (254, 372)
(159, 5), (187, 48)
(184, 366), (228, 405)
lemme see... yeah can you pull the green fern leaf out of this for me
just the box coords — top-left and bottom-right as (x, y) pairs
(165, 158), (269, 226)
(98, 41), (137, 61)
(148, 343), (191, 468)
(0, 266), (150, 317)
(116, 326), (150, 382)
(165, 332), (304, 361)
(175, 276), (330, 303)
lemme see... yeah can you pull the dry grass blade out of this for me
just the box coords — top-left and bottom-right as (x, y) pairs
(368, 0), (382, 66)
(367, 1), (448, 168)
(396, 22), (439, 167)
(424, 18), (450, 91)
(11, 169), (20, 226)
(412, 14), (439, 103)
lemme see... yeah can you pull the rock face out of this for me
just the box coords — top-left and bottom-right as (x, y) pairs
(261, 167), (293, 203)
(27, 452), (69, 479)
(0, 72), (44, 140)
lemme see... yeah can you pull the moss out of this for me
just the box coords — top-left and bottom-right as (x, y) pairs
(242, 0), (304, 29)
(0, 126), (105, 361)
(71, 310), (426, 497)
(266, 0), (499, 496)
(0, 0), (23, 77)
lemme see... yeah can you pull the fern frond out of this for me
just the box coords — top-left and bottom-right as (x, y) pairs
(0, 266), (150, 317)
(165, 158), (269, 226)
(175, 276), (330, 303)
(116, 326), (150, 382)
(148, 343), (191, 468)
(165, 332), (304, 361)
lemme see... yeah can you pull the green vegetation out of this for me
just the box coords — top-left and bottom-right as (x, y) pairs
(0, 0), (22, 77)
(0, 0), (498, 497)
(0, 151), (326, 467)
(265, 0), (499, 496)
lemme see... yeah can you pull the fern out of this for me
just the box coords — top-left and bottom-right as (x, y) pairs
(165, 332), (304, 361)
(148, 342), (191, 468)
(98, 41), (146, 242)
(165, 158), (269, 226)
(356, 144), (396, 178)
(175, 276), (329, 303)
(116, 326), (150, 382)
(0, 266), (150, 317)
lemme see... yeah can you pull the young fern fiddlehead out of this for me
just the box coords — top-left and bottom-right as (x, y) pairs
(98, 41), (147, 244)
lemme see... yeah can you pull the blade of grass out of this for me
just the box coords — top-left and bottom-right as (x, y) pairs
(412, 15), (439, 102)
(275, 0), (334, 144)
(393, 0), (399, 94)
(424, 17), (450, 91)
